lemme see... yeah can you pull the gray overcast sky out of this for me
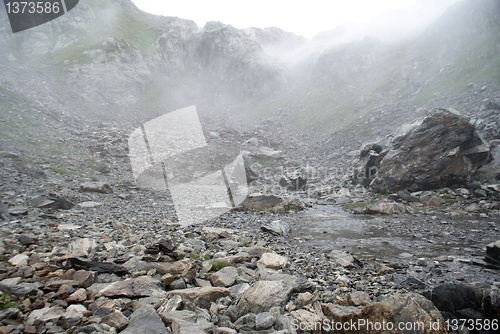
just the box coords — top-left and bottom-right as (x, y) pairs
(130, 0), (425, 37)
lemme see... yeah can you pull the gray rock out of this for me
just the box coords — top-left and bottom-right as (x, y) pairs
(121, 304), (169, 334)
(210, 266), (238, 287)
(261, 220), (290, 236)
(80, 182), (114, 194)
(68, 238), (98, 257)
(102, 309), (129, 331)
(255, 312), (275, 330)
(236, 280), (293, 317)
(8, 254), (29, 267)
(326, 250), (362, 268)
(363, 201), (408, 215)
(167, 286), (230, 309)
(0, 201), (11, 221)
(229, 283), (251, 298)
(93, 276), (167, 298)
(0, 277), (39, 298)
(234, 313), (256, 331)
(371, 109), (492, 193)
(486, 240), (500, 264)
(257, 252), (289, 270)
(25, 306), (65, 327)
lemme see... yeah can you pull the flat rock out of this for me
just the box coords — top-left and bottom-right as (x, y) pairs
(257, 252), (288, 270)
(80, 182), (114, 194)
(94, 276), (167, 298)
(167, 286), (230, 308)
(8, 254), (29, 267)
(121, 304), (169, 334)
(261, 220), (290, 236)
(209, 266), (238, 287)
(236, 280), (293, 316)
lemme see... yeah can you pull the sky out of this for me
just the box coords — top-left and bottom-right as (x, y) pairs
(130, 0), (425, 37)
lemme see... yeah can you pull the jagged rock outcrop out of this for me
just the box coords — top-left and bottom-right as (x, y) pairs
(369, 108), (492, 193)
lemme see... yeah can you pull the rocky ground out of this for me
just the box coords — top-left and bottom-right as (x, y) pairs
(1, 108), (499, 334)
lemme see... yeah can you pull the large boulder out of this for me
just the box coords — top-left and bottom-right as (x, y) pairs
(370, 109), (492, 193)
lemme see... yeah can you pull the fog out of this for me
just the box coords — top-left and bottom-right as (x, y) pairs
(257, 0), (463, 68)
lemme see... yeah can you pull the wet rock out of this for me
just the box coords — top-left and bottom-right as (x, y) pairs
(257, 252), (289, 270)
(236, 280), (293, 316)
(210, 266), (238, 287)
(80, 182), (114, 194)
(371, 109), (492, 193)
(485, 240), (500, 264)
(425, 284), (500, 319)
(121, 304), (169, 334)
(261, 220), (290, 236)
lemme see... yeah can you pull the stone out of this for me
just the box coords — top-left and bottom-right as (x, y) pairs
(326, 250), (361, 268)
(25, 307), (65, 327)
(8, 254), (29, 267)
(361, 293), (447, 334)
(236, 280), (293, 317)
(121, 304), (169, 334)
(16, 234), (38, 246)
(103, 310), (129, 331)
(80, 182), (114, 194)
(424, 284), (499, 319)
(0, 277), (39, 298)
(486, 240), (500, 264)
(59, 311), (84, 329)
(72, 270), (95, 288)
(0, 201), (11, 221)
(167, 286), (230, 308)
(157, 295), (183, 313)
(93, 276), (167, 298)
(209, 266), (238, 287)
(78, 201), (103, 208)
(290, 309), (323, 330)
(347, 291), (372, 306)
(257, 252), (289, 270)
(66, 288), (87, 303)
(255, 312), (275, 330)
(68, 238), (97, 257)
(234, 313), (256, 331)
(363, 201), (407, 214)
(31, 191), (74, 210)
(229, 283), (250, 298)
(371, 109), (492, 193)
(295, 292), (315, 308)
(241, 193), (284, 211)
(261, 220), (290, 236)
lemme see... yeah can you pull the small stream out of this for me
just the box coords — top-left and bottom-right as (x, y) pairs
(290, 204), (497, 261)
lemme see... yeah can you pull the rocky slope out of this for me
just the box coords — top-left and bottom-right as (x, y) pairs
(1, 0), (500, 332)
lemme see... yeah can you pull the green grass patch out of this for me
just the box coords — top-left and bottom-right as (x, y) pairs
(0, 293), (18, 310)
